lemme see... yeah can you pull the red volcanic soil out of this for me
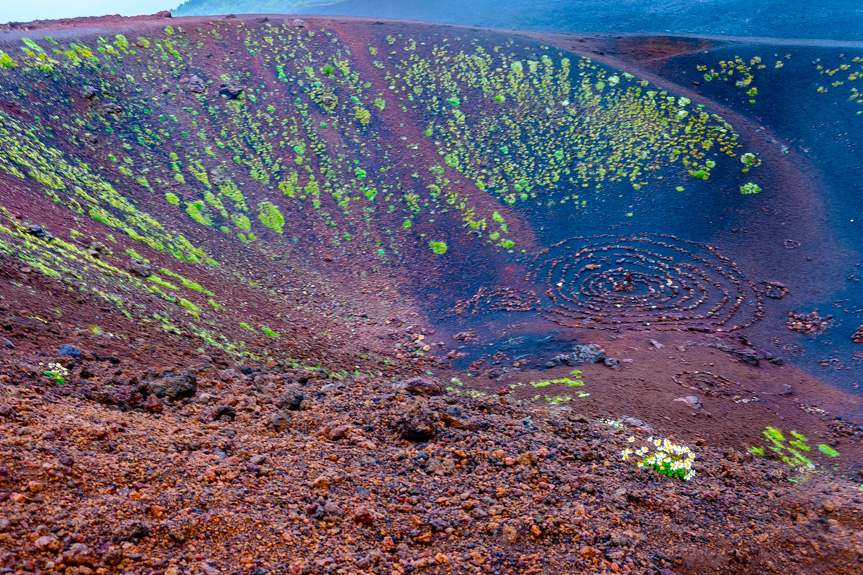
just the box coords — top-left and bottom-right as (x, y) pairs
(0, 14), (862, 575)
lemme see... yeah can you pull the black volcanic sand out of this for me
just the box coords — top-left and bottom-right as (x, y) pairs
(536, 33), (863, 394)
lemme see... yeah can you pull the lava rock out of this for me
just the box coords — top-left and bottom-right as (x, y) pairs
(81, 86), (98, 99)
(25, 225), (53, 241)
(187, 75), (206, 93)
(395, 401), (439, 441)
(397, 376), (444, 397)
(673, 395), (701, 409)
(321, 93), (338, 108)
(603, 357), (620, 370)
(62, 543), (95, 566)
(113, 519), (150, 542)
(350, 504), (375, 525)
(33, 534), (60, 552)
(58, 344), (82, 358)
(102, 548), (123, 566)
(219, 82), (243, 99)
(144, 395), (163, 413)
(269, 411), (290, 432)
(618, 416), (653, 433)
(146, 372), (197, 402)
(103, 102), (123, 114)
(213, 405), (236, 421)
(546, 344), (605, 368)
(279, 388), (304, 411)
(127, 258), (152, 278)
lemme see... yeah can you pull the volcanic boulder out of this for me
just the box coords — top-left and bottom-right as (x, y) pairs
(396, 376), (444, 397)
(187, 75), (206, 93)
(546, 344), (606, 368)
(279, 387), (304, 411)
(113, 520), (150, 542)
(127, 258), (152, 278)
(219, 82), (243, 99)
(395, 400), (440, 441)
(145, 372), (197, 402)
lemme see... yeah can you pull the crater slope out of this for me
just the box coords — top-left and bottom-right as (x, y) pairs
(0, 14), (862, 575)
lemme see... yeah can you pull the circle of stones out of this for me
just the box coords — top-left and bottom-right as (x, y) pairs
(529, 233), (764, 332)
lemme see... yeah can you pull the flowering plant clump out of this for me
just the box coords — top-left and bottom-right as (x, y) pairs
(621, 436), (696, 481)
(40, 362), (69, 385)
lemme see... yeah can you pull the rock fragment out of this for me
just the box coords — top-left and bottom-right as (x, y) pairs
(145, 372), (197, 401)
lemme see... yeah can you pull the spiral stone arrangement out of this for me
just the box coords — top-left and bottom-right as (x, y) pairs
(529, 234), (764, 332)
(446, 287), (539, 317)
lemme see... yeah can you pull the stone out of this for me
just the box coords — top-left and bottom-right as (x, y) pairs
(323, 501), (343, 517)
(33, 534), (61, 552)
(188, 75), (206, 93)
(213, 405), (236, 421)
(62, 543), (95, 566)
(397, 376), (444, 397)
(103, 102), (123, 114)
(279, 388), (304, 411)
(144, 395), (163, 414)
(218, 83), (243, 99)
(81, 86), (99, 99)
(58, 344), (82, 358)
(2, 338), (13, 350)
(146, 372), (197, 402)
(545, 344), (605, 368)
(350, 505), (375, 525)
(113, 519), (150, 542)
(673, 395), (701, 409)
(603, 357), (620, 370)
(26, 225), (53, 241)
(618, 416), (653, 433)
(127, 259), (152, 278)
(725, 448), (741, 463)
(269, 411), (290, 432)
(102, 548), (123, 566)
(395, 401), (439, 441)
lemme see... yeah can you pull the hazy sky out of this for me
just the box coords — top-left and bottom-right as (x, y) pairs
(1, 0), (176, 23)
